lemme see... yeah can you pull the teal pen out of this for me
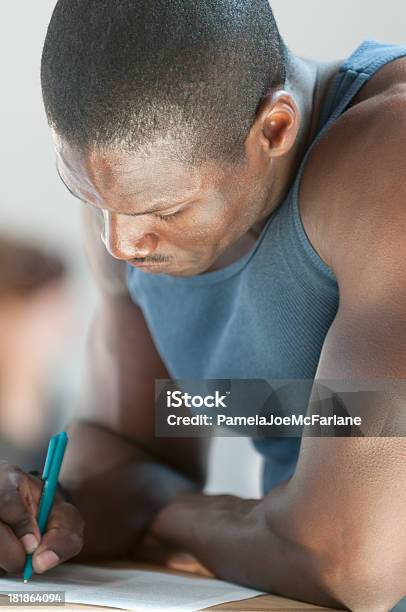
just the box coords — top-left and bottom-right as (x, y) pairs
(23, 432), (69, 583)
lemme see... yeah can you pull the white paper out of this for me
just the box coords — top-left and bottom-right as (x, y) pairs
(0, 563), (264, 611)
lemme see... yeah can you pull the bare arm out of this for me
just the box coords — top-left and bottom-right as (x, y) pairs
(60, 206), (209, 559)
(148, 257), (406, 612)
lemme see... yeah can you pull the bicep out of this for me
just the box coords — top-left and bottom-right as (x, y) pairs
(283, 302), (406, 592)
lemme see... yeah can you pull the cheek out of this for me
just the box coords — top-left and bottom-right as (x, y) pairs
(195, 194), (239, 238)
(192, 200), (246, 247)
(161, 206), (229, 250)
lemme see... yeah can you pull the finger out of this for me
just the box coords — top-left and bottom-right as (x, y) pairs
(0, 464), (41, 552)
(166, 553), (214, 577)
(137, 533), (213, 577)
(33, 502), (84, 574)
(0, 523), (26, 574)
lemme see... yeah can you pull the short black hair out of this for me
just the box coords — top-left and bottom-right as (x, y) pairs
(41, 0), (287, 163)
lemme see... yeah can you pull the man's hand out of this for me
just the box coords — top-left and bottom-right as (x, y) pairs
(0, 462), (84, 576)
(136, 531), (213, 577)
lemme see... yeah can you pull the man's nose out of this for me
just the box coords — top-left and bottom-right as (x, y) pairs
(101, 211), (158, 260)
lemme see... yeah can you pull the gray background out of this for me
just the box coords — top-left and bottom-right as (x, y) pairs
(0, 1), (405, 499)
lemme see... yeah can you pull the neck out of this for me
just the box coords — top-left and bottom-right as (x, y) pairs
(255, 51), (342, 231)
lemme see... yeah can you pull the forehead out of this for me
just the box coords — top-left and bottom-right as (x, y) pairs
(53, 133), (206, 211)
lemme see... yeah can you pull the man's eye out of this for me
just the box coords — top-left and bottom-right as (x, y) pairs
(155, 209), (182, 222)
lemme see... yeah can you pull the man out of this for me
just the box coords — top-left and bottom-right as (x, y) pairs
(0, 1), (405, 610)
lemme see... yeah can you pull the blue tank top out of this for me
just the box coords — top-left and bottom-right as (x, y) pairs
(127, 40), (406, 493)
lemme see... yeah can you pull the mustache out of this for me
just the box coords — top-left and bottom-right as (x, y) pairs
(131, 254), (172, 264)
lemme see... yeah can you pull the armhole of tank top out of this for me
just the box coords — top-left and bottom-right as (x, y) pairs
(289, 69), (375, 287)
(289, 180), (337, 284)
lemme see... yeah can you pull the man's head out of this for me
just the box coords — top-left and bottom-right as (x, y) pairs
(42, 0), (301, 276)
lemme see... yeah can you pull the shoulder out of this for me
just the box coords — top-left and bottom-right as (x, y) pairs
(81, 205), (130, 297)
(300, 67), (406, 299)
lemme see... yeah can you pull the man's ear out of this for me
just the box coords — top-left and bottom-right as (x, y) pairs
(255, 90), (301, 159)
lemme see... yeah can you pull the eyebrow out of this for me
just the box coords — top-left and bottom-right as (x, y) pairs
(55, 163), (190, 217)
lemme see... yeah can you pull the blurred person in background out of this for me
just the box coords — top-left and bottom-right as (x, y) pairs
(0, 236), (73, 471)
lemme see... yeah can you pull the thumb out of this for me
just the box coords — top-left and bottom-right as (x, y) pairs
(32, 502), (84, 574)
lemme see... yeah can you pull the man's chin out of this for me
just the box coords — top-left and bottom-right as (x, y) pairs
(160, 261), (214, 278)
(164, 265), (207, 277)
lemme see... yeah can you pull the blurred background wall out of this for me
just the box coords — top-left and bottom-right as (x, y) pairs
(0, 1), (405, 498)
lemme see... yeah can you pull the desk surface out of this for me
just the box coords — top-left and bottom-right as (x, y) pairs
(0, 561), (341, 611)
